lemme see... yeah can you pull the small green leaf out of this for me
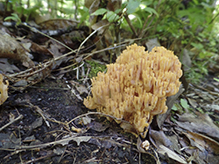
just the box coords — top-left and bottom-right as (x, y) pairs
(115, 8), (122, 14)
(4, 16), (17, 21)
(193, 0), (199, 5)
(78, 7), (89, 26)
(214, 78), (219, 82)
(106, 11), (119, 22)
(4, 13), (21, 26)
(144, 7), (159, 17)
(171, 104), (178, 111)
(91, 8), (108, 16)
(135, 15), (143, 28)
(126, 0), (141, 14)
(191, 42), (204, 50)
(180, 99), (190, 109)
(196, 107), (204, 113)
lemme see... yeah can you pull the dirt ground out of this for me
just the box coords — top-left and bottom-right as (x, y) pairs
(1, 70), (219, 164)
(0, 75), (160, 164)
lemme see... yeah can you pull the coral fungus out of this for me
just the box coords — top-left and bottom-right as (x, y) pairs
(0, 74), (9, 105)
(84, 44), (182, 136)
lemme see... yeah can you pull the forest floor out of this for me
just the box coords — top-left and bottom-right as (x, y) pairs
(0, 19), (219, 164)
(0, 75), (157, 164)
(0, 72), (219, 164)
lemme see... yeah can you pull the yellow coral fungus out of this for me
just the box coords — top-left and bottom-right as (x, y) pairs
(84, 44), (182, 136)
(0, 74), (9, 105)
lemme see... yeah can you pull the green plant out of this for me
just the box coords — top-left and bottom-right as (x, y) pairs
(78, 6), (89, 26)
(4, 13), (21, 25)
(85, 60), (107, 78)
(3, 0), (219, 85)
(214, 77), (219, 82)
(185, 60), (210, 84)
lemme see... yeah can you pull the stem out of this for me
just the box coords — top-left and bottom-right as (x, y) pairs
(124, 12), (138, 37)
(139, 14), (152, 38)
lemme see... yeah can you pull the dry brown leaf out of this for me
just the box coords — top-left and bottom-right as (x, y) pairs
(0, 58), (20, 73)
(176, 113), (219, 142)
(184, 131), (219, 155)
(53, 146), (66, 155)
(89, 121), (109, 132)
(30, 41), (53, 58)
(23, 135), (36, 142)
(149, 130), (172, 148)
(106, 0), (122, 11)
(0, 32), (34, 68)
(157, 145), (187, 164)
(181, 49), (192, 71)
(91, 19), (110, 34)
(72, 136), (91, 146)
(145, 38), (161, 52)
(0, 132), (21, 149)
(156, 85), (184, 129)
(75, 84), (88, 95)
(39, 19), (78, 30)
(29, 117), (43, 130)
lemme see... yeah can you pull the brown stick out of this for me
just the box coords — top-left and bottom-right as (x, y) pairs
(0, 114), (23, 131)
(124, 12), (138, 37)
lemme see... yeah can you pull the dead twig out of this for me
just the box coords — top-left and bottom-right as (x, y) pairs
(0, 114), (23, 132)
(76, 25), (109, 56)
(28, 102), (50, 128)
(192, 83), (219, 97)
(124, 12), (138, 37)
(1, 134), (135, 154)
(67, 111), (130, 126)
(21, 151), (53, 164)
(82, 44), (127, 61)
(0, 134), (78, 151)
(23, 23), (74, 51)
(139, 14), (152, 37)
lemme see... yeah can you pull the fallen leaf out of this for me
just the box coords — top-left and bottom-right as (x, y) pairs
(23, 135), (36, 142)
(180, 99), (190, 109)
(149, 129), (181, 155)
(89, 121), (109, 132)
(176, 113), (219, 142)
(149, 130), (172, 148)
(0, 31), (34, 67)
(29, 117), (43, 130)
(39, 19), (77, 30)
(0, 58), (20, 74)
(0, 133), (21, 149)
(53, 146), (66, 155)
(184, 131), (219, 154)
(181, 49), (192, 71)
(146, 38), (160, 52)
(91, 19), (109, 34)
(72, 136), (91, 146)
(158, 145), (187, 164)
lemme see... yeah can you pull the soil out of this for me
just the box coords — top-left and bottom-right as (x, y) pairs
(0, 76), (158, 164)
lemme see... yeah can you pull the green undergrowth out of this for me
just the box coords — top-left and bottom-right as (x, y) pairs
(85, 60), (107, 78)
(4, 0), (219, 85)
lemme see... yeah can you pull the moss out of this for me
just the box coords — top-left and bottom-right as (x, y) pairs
(86, 60), (107, 78)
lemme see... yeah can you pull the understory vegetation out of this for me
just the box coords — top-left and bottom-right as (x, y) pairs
(2, 0), (219, 81)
